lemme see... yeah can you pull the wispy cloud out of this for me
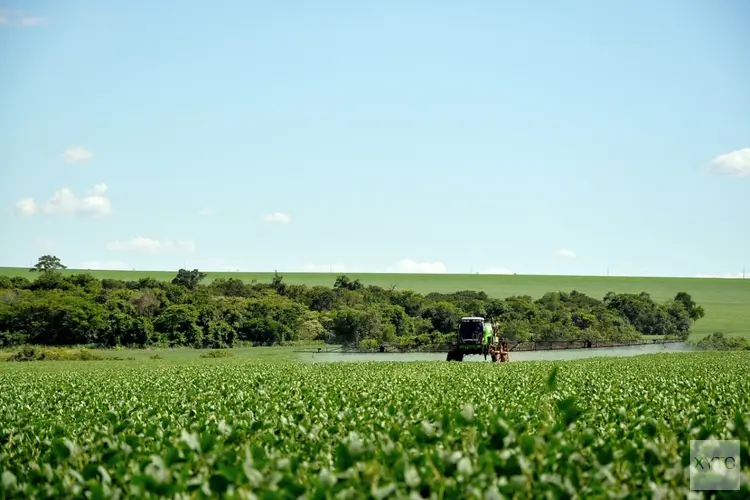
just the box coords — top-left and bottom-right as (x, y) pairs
(34, 237), (56, 250)
(202, 258), (241, 271)
(0, 10), (47, 27)
(695, 272), (745, 279)
(20, 16), (44, 26)
(262, 212), (291, 224)
(106, 237), (195, 254)
(555, 248), (576, 259)
(62, 146), (93, 164)
(387, 259), (446, 274)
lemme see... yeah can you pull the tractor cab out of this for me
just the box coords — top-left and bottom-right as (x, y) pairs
(458, 317), (491, 344)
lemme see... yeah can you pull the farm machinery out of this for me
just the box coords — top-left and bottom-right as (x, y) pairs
(446, 316), (509, 362)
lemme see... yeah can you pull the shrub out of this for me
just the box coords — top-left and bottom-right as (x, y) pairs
(6, 346), (104, 362)
(200, 350), (233, 359)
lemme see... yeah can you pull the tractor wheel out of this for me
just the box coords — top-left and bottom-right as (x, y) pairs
(447, 348), (464, 362)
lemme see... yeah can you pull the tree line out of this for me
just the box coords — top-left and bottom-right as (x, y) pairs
(0, 256), (705, 349)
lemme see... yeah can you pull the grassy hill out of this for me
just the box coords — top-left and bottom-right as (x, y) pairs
(1, 267), (748, 339)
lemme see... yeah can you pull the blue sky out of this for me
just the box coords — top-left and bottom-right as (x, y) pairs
(1, 0), (748, 277)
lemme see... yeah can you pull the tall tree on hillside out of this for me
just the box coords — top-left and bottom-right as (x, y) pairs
(334, 275), (363, 291)
(172, 269), (207, 290)
(673, 292), (706, 321)
(30, 255), (67, 273)
(271, 271), (286, 295)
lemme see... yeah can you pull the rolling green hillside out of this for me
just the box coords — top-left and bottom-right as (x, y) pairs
(1, 267), (747, 338)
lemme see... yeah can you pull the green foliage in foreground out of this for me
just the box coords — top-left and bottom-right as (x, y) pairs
(0, 265), (706, 349)
(1, 352), (749, 498)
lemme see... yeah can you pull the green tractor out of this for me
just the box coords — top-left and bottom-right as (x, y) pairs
(446, 316), (508, 362)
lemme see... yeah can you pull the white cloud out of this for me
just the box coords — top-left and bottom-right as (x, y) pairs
(479, 267), (514, 275)
(15, 183), (111, 218)
(300, 263), (356, 273)
(62, 146), (93, 164)
(15, 198), (36, 215)
(198, 208), (216, 216)
(709, 148), (750, 177)
(262, 212), (291, 224)
(556, 248), (576, 259)
(388, 259), (446, 274)
(79, 260), (129, 270)
(0, 15), (8, 24)
(106, 237), (195, 254)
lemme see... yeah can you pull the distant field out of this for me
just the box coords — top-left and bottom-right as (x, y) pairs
(1, 267), (748, 339)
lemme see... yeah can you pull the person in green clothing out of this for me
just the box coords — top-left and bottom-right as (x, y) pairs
(483, 322), (494, 345)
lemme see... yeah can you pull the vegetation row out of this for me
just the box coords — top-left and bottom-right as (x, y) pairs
(0, 255), (710, 350)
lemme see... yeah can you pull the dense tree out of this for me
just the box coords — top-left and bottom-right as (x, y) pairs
(421, 301), (462, 334)
(306, 286), (336, 312)
(153, 304), (203, 347)
(172, 269), (207, 290)
(209, 278), (250, 298)
(673, 292), (706, 322)
(327, 307), (393, 345)
(238, 317), (292, 345)
(0, 258), (706, 348)
(270, 271), (286, 295)
(695, 332), (749, 350)
(334, 275), (363, 291)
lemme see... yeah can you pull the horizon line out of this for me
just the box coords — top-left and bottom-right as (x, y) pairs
(0, 266), (745, 280)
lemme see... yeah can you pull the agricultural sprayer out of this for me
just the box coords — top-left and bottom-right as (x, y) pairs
(446, 316), (509, 362)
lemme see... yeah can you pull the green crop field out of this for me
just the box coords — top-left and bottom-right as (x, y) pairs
(1, 350), (749, 497)
(1, 267), (748, 339)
